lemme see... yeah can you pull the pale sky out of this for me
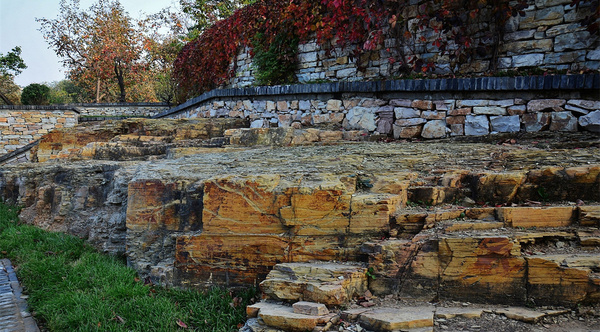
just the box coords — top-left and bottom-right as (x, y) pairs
(0, 0), (177, 86)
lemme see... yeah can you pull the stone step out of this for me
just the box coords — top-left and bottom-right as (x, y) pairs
(260, 262), (368, 306)
(246, 302), (339, 332)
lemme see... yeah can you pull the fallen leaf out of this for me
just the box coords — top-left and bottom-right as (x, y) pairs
(176, 319), (188, 329)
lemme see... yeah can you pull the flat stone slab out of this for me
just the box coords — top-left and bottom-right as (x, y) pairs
(256, 302), (338, 331)
(435, 307), (485, 319)
(495, 307), (569, 323)
(358, 307), (435, 331)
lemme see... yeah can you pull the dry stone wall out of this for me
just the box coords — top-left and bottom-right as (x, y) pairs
(0, 103), (169, 157)
(156, 74), (600, 139)
(228, 0), (599, 87)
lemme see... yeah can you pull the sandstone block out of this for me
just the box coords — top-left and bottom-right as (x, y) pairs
(260, 262), (367, 306)
(435, 308), (484, 319)
(393, 125), (422, 139)
(421, 120), (447, 139)
(465, 115), (489, 136)
(448, 108), (472, 116)
(498, 206), (575, 228)
(450, 124), (464, 136)
(475, 172), (526, 203)
(446, 116), (465, 125)
(259, 303), (338, 332)
(412, 100), (433, 110)
(421, 111), (446, 120)
(358, 307), (435, 331)
(495, 308), (569, 323)
(568, 99), (600, 110)
(579, 206), (600, 227)
(508, 105), (527, 115)
(501, 39), (553, 55)
(292, 301), (329, 316)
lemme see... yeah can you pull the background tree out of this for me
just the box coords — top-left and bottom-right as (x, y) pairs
(21, 83), (50, 105)
(0, 46), (27, 105)
(48, 80), (85, 104)
(38, 0), (149, 103)
(179, 0), (255, 39)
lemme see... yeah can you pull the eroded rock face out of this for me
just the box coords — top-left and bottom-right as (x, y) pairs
(1, 126), (600, 306)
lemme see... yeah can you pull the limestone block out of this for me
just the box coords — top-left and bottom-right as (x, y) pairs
(421, 120), (448, 139)
(522, 113), (550, 132)
(358, 307), (435, 331)
(513, 53), (544, 67)
(395, 118), (427, 126)
(457, 100), (488, 108)
(299, 100), (311, 111)
(550, 111), (578, 131)
(568, 100), (600, 110)
(464, 115), (489, 136)
(450, 124), (464, 136)
(534, 0), (572, 8)
(504, 30), (535, 41)
(508, 105), (527, 115)
(376, 118), (393, 134)
(588, 49), (600, 60)
(527, 99), (566, 112)
(473, 107), (507, 115)
(292, 302), (329, 316)
(390, 99), (412, 107)
(498, 206), (575, 228)
(501, 39), (553, 55)
(544, 51), (586, 64)
(394, 107), (421, 119)
(326, 99), (342, 111)
(579, 111), (600, 133)
(555, 31), (592, 51)
(490, 115), (521, 133)
(346, 107), (377, 132)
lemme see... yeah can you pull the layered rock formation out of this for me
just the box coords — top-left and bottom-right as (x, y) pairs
(0, 119), (599, 312)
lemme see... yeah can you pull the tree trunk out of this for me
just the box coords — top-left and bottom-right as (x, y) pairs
(0, 90), (14, 105)
(96, 78), (101, 103)
(114, 62), (126, 103)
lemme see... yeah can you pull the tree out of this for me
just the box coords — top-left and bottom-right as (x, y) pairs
(0, 46), (27, 105)
(21, 83), (50, 105)
(180, 0), (255, 38)
(38, 0), (147, 103)
(48, 80), (85, 104)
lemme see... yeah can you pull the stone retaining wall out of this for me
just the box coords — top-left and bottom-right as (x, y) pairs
(156, 74), (600, 139)
(0, 103), (169, 155)
(229, 0), (599, 87)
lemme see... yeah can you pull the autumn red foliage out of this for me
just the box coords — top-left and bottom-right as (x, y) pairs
(174, 0), (597, 98)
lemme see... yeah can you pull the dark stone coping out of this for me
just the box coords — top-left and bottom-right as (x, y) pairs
(0, 103), (170, 113)
(0, 140), (39, 165)
(154, 74), (600, 119)
(79, 115), (152, 122)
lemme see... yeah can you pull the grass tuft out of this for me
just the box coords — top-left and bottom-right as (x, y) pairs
(0, 203), (255, 331)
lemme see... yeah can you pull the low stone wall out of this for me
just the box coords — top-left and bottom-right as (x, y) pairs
(228, 0), (599, 87)
(0, 103), (170, 156)
(75, 103), (170, 118)
(0, 107), (78, 155)
(156, 74), (600, 139)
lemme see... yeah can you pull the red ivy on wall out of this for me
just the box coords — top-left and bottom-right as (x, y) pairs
(174, 0), (597, 99)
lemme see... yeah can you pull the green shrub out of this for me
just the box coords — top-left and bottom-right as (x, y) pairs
(21, 83), (50, 105)
(252, 31), (299, 86)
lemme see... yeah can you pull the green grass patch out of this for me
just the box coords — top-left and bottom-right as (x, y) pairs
(0, 203), (255, 331)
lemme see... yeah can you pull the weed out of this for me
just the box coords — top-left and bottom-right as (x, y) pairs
(366, 267), (376, 280)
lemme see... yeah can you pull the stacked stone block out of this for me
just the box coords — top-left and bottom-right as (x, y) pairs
(164, 96), (600, 139)
(227, 0), (598, 88)
(0, 110), (77, 154)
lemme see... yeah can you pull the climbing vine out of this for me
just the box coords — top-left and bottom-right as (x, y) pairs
(174, 0), (596, 98)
